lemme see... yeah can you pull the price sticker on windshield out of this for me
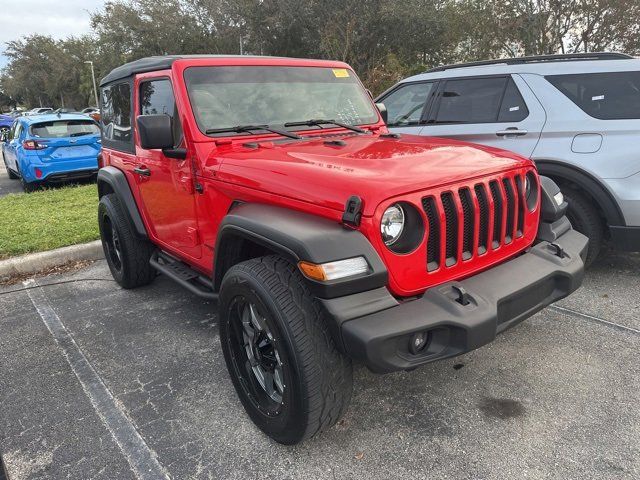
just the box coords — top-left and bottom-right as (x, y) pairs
(332, 69), (350, 78)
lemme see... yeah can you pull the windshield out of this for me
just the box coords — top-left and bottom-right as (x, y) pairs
(184, 66), (379, 134)
(30, 120), (100, 138)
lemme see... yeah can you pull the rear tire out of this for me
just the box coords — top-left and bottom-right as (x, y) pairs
(98, 193), (156, 288)
(563, 188), (603, 267)
(219, 255), (353, 444)
(21, 177), (39, 192)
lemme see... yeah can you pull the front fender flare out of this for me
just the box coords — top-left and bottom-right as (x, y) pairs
(214, 203), (388, 299)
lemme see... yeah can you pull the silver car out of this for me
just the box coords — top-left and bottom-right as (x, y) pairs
(377, 52), (640, 265)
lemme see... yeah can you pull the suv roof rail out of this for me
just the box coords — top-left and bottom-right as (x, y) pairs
(424, 52), (634, 73)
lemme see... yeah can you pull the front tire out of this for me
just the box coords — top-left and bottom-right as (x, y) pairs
(98, 193), (156, 288)
(219, 255), (353, 444)
(563, 189), (603, 267)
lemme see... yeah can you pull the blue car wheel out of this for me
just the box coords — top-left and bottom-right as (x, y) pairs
(15, 163), (39, 193)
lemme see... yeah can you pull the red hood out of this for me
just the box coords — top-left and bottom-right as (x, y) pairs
(202, 133), (532, 216)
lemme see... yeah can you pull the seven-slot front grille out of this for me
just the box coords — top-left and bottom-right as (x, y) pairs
(422, 173), (529, 272)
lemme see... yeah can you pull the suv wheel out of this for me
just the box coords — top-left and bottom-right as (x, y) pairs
(219, 255), (353, 444)
(563, 189), (603, 267)
(98, 193), (156, 288)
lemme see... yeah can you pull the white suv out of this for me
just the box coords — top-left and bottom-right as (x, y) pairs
(377, 52), (640, 265)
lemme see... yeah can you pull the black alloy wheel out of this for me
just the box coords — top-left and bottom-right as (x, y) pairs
(227, 296), (286, 415)
(102, 215), (123, 273)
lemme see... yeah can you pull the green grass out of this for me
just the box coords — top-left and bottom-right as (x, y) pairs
(0, 184), (99, 259)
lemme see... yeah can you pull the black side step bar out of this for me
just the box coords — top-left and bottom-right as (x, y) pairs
(149, 251), (218, 301)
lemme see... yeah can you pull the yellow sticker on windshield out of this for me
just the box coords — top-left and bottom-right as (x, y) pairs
(332, 69), (350, 78)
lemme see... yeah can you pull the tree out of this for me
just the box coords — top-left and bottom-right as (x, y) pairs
(2, 0), (639, 108)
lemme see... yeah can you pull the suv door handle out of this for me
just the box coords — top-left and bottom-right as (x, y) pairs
(134, 166), (151, 176)
(496, 128), (528, 137)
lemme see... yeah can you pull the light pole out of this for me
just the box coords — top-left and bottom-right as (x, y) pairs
(84, 60), (99, 108)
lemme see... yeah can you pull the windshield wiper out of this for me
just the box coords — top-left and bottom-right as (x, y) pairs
(70, 131), (94, 137)
(205, 124), (302, 140)
(283, 119), (365, 133)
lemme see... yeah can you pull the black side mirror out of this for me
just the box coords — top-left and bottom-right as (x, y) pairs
(375, 102), (388, 124)
(137, 114), (174, 150)
(136, 114), (187, 159)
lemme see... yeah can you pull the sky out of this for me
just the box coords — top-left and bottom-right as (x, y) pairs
(0, 0), (106, 68)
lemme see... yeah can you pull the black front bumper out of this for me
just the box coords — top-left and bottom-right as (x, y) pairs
(335, 229), (588, 373)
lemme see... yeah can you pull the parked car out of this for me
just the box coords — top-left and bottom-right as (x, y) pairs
(52, 108), (80, 114)
(376, 52), (640, 265)
(81, 106), (101, 122)
(2, 113), (101, 192)
(0, 114), (13, 139)
(23, 107), (54, 116)
(97, 55), (586, 444)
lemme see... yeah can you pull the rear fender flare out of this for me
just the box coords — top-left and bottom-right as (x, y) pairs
(97, 166), (148, 238)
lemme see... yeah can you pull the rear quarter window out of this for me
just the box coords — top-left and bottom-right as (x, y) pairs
(100, 81), (133, 152)
(546, 71), (640, 120)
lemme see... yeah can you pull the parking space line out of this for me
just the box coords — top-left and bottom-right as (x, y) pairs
(550, 305), (640, 335)
(23, 279), (171, 480)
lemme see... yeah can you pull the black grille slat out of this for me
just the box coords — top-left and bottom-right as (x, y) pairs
(441, 192), (458, 266)
(422, 197), (440, 271)
(422, 172), (529, 272)
(503, 178), (516, 244)
(474, 184), (489, 254)
(515, 175), (525, 237)
(459, 188), (474, 260)
(489, 181), (503, 248)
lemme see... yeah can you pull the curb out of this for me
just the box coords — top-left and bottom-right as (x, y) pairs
(0, 240), (104, 281)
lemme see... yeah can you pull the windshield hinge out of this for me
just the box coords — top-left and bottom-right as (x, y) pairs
(342, 195), (363, 228)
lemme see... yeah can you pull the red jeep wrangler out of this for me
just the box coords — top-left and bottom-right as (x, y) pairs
(97, 55), (587, 444)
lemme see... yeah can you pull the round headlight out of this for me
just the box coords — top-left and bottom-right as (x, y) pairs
(381, 204), (405, 245)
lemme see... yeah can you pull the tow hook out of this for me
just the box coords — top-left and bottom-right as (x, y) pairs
(549, 242), (567, 258)
(451, 285), (472, 306)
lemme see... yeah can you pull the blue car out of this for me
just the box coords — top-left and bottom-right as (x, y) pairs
(2, 113), (101, 192)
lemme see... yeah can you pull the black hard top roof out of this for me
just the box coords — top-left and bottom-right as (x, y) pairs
(99, 55), (278, 86)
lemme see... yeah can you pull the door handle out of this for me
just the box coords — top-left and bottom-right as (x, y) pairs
(134, 166), (151, 176)
(496, 128), (528, 137)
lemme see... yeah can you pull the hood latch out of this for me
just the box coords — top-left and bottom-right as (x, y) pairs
(342, 195), (363, 228)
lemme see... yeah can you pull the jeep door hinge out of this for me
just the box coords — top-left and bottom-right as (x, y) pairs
(342, 195), (363, 227)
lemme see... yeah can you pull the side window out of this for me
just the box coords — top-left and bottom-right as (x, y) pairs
(435, 77), (507, 124)
(139, 79), (182, 146)
(101, 81), (133, 151)
(382, 82), (434, 127)
(13, 123), (22, 140)
(8, 122), (17, 140)
(498, 78), (529, 122)
(546, 71), (640, 120)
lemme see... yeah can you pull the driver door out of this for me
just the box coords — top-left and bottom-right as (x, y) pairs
(134, 76), (201, 259)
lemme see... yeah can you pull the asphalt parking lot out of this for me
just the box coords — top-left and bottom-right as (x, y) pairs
(1, 248), (638, 479)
